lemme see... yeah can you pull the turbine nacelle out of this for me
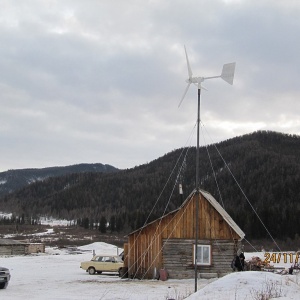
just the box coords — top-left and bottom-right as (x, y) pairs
(186, 77), (205, 84)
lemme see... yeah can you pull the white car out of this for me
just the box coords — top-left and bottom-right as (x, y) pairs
(0, 267), (10, 289)
(80, 255), (124, 275)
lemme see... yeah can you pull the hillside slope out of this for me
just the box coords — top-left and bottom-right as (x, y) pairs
(0, 163), (118, 197)
(1, 131), (300, 240)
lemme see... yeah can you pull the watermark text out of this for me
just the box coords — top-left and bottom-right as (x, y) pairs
(264, 252), (299, 264)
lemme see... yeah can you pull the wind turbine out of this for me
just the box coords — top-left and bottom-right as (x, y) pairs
(179, 46), (235, 107)
(179, 46), (235, 292)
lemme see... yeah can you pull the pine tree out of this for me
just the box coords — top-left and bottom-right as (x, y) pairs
(99, 216), (107, 233)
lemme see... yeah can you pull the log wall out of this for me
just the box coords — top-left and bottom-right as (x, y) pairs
(162, 238), (240, 279)
(0, 244), (27, 255)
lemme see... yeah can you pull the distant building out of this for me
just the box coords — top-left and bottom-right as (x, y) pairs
(27, 243), (45, 254)
(0, 239), (45, 255)
(0, 239), (29, 255)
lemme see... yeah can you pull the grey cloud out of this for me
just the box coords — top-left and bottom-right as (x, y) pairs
(0, 0), (300, 171)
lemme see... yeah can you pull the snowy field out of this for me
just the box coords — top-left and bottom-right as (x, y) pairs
(0, 242), (200, 300)
(0, 215), (300, 299)
(0, 242), (300, 300)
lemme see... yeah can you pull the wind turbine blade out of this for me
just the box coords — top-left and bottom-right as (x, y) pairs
(178, 83), (191, 107)
(221, 62), (236, 85)
(184, 45), (193, 79)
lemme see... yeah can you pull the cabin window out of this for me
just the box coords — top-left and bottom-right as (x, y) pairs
(194, 245), (211, 265)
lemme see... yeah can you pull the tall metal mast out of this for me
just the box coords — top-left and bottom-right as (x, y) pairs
(194, 86), (201, 292)
(179, 46), (236, 292)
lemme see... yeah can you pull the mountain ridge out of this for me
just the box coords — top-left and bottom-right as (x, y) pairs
(0, 163), (119, 197)
(1, 130), (300, 241)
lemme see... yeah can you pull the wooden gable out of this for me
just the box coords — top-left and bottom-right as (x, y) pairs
(129, 189), (243, 240)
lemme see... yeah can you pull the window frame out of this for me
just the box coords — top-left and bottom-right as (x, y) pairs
(193, 244), (212, 266)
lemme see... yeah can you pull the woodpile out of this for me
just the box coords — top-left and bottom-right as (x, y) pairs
(245, 256), (273, 271)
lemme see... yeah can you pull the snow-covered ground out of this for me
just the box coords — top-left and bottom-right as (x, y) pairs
(1, 215), (300, 299)
(0, 241), (300, 300)
(0, 242), (199, 300)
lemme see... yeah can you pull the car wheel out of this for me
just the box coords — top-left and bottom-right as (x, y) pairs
(0, 282), (8, 289)
(120, 267), (129, 278)
(88, 267), (96, 275)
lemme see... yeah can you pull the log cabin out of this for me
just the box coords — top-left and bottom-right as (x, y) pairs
(123, 188), (245, 279)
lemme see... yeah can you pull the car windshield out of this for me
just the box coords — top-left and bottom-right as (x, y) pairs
(115, 256), (123, 262)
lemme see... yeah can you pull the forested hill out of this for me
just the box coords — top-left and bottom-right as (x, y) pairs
(0, 163), (118, 197)
(1, 131), (300, 240)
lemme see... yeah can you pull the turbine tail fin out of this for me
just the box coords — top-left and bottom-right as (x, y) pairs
(221, 62), (236, 85)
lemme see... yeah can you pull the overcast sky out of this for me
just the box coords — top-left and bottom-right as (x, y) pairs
(1, 0), (300, 172)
